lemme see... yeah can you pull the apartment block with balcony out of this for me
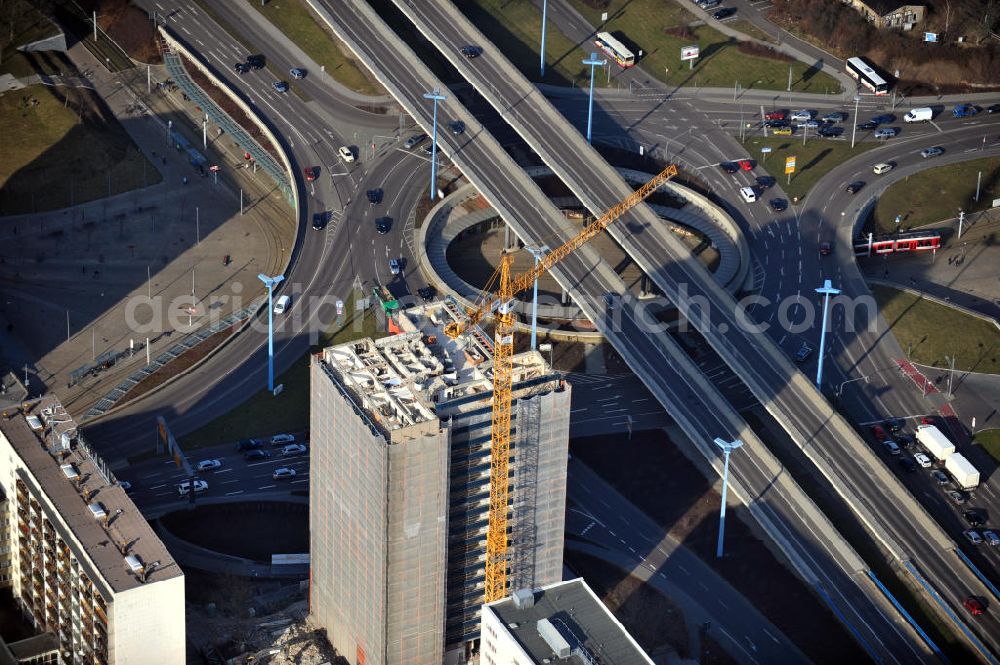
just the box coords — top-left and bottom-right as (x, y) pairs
(0, 396), (184, 664)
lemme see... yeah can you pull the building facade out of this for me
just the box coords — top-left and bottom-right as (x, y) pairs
(480, 579), (654, 665)
(0, 397), (185, 664)
(843, 0), (925, 29)
(310, 302), (570, 665)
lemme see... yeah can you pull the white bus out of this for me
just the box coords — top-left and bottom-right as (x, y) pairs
(594, 32), (635, 68)
(846, 57), (888, 95)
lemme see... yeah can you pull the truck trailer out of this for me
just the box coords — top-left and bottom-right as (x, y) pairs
(916, 424), (955, 461)
(945, 452), (980, 489)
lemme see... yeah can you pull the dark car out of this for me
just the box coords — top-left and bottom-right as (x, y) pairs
(712, 7), (736, 19)
(931, 469), (949, 485)
(895, 433), (914, 449)
(290, 67), (306, 80)
(756, 175), (775, 189)
(987, 103), (1000, 114)
(769, 198), (788, 212)
(846, 181), (865, 194)
(794, 343), (813, 363)
(460, 45), (483, 58)
(720, 162), (739, 174)
(948, 490), (967, 505)
(886, 418), (905, 433)
(236, 438), (261, 451)
(871, 114), (894, 125)
(921, 146), (944, 158)
(818, 125), (844, 137)
(449, 120), (466, 135)
(375, 217), (392, 234)
(272, 80), (289, 93)
(234, 62), (250, 75)
(246, 54), (265, 69)
(964, 510), (986, 527)
(244, 449), (272, 461)
(856, 120), (878, 131)
(366, 188), (383, 205)
(417, 286), (436, 302)
(312, 212), (327, 231)
(898, 456), (918, 472)
(871, 424), (887, 441)
(764, 119), (789, 128)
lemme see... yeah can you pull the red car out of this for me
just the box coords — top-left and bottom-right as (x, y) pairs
(819, 242), (832, 256)
(737, 159), (753, 171)
(304, 166), (319, 182)
(870, 424), (887, 442)
(964, 596), (985, 616)
(764, 110), (786, 121)
(921, 415), (938, 426)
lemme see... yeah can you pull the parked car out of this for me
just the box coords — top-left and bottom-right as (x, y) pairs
(789, 109), (814, 122)
(403, 133), (427, 149)
(818, 126), (843, 138)
(769, 198), (788, 212)
(764, 110), (787, 121)
(963, 509), (986, 527)
(965, 530), (984, 545)
(375, 217), (392, 234)
(460, 45), (483, 58)
(821, 111), (847, 123)
(177, 480), (208, 496)
(720, 162), (739, 174)
(245, 449), (272, 461)
(931, 469), (950, 485)
(873, 127), (899, 139)
(871, 114), (894, 124)
(290, 67), (306, 80)
(270, 433), (295, 446)
(856, 120), (878, 131)
(914, 452), (932, 468)
(984, 530), (1000, 547)
(764, 119), (790, 128)
(272, 81), (289, 93)
(339, 146), (355, 163)
(873, 162), (894, 175)
(197, 459), (222, 472)
(964, 596), (986, 616)
(282, 443), (308, 456)
(272, 467), (297, 480)
(846, 181), (865, 194)
(949, 490), (967, 504)
(236, 438), (261, 451)
(449, 120), (466, 135)
(772, 127), (793, 136)
(921, 146), (944, 158)
(799, 119), (820, 129)
(696, 0), (721, 8)
(389, 258), (401, 275)
(793, 343), (813, 363)
(712, 7), (736, 19)
(417, 286), (436, 302)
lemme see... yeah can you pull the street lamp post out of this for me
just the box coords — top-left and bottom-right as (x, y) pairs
(850, 95), (861, 149)
(525, 246), (548, 350)
(714, 437), (744, 558)
(540, 0), (548, 77)
(257, 273), (285, 393)
(815, 279), (841, 390)
(423, 89), (447, 200)
(582, 52), (607, 144)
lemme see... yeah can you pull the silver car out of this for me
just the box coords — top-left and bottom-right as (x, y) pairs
(921, 146), (943, 158)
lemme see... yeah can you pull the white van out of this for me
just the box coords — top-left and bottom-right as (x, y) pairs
(872, 163), (893, 175)
(739, 187), (757, 203)
(273, 294), (290, 314)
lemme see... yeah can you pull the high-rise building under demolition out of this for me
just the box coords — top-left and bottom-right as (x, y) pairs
(309, 301), (570, 665)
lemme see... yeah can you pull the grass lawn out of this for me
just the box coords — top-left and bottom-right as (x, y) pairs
(0, 85), (160, 214)
(564, 0), (842, 93)
(179, 292), (384, 450)
(729, 19), (777, 44)
(740, 134), (876, 201)
(872, 156), (1000, 234)
(245, 0), (379, 96)
(974, 429), (1000, 463)
(460, 0), (595, 86)
(872, 284), (1000, 374)
(0, 0), (61, 77)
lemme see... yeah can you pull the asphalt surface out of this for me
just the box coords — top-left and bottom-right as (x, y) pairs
(315, 2), (937, 662)
(364, 0), (1000, 658)
(84, 2), (432, 457)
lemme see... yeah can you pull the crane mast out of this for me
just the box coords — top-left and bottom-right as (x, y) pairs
(447, 163), (679, 601)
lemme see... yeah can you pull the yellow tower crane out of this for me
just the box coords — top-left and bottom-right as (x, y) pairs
(444, 163), (679, 602)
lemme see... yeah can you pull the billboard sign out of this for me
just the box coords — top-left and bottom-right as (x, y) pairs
(784, 156), (797, 174)
(680, 45), (700, 61)
(924, 32), (938, 42)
